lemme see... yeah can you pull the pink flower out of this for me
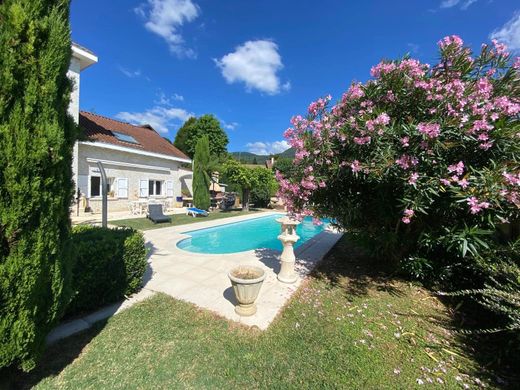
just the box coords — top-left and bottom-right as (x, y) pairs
(402, 209), (414, 224)
(408, 172), (419, 185)
(466, 196), (491, 214)
(438, 35), (464, 49)
(354, 136), (371, 145)
(440, 178), (451, 186)
(370, 61), (397, 78)
(491, 39), (509, 57)
(396, 154), (419, 169)
(400, 136), (410, 147)
(448, 161), (465, 176)
(417, 122), (441, 139)
(458, 178), (469, 189)
(351, 160), (362, 173)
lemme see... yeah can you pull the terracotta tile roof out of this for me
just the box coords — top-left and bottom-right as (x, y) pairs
(79, 111), (190, 161)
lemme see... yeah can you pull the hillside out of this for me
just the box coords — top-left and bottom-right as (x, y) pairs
(230, 148), (294, 164)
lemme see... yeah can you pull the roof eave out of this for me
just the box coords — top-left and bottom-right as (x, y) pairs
(78, 141), (192, 164)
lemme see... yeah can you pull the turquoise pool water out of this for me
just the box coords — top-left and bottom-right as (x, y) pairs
(177, 214), (327, 254)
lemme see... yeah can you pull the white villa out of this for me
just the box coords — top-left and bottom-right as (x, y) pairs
(68, 43), (192, 215)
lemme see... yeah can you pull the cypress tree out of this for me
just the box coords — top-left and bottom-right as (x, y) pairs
(0, 0), (75, 371)
(192, 136), (211, 210)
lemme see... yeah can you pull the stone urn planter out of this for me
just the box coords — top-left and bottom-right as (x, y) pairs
(228, 265), (266, 316)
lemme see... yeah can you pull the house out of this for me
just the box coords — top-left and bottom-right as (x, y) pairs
(68, 43), (192, 214)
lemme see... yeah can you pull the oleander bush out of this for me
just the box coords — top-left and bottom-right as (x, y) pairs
(277, 36), (519, 332)
(66, 226), (147, 316)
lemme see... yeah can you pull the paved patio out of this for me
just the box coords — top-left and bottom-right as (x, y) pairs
(141, 212), (342, 329)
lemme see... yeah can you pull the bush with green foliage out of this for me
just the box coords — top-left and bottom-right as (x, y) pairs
(0, 0), (75, 371)
(193, 135), (211, 210)
(223, 160), (276, 210)
(174, 114), (229, 158)
(250, 169), (278, 208)
(277, 36), (520, 332)
(66, 226), (146, 316)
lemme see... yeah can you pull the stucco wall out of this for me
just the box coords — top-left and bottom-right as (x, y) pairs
(67, 57), (80, 123)
(77, 143), (186, 212)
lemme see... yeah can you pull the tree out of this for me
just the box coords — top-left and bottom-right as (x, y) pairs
(173, 116), (196, 154)
(277, 36), (520, 333)
(192, 136), (211, 210)
(0, 0), (75, 371)
(173, 114), (229, 158)
(223, 160), (275, 211)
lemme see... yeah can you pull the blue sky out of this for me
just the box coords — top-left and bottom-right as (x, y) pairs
(71, 0), (520, 154)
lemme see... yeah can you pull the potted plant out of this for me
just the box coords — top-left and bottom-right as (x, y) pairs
(228, 265), (266, 316)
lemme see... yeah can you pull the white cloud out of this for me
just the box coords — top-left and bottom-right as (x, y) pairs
(222, 121), (239, 131)
(439, 0), (477, 10)
(119, 67), (142, 78)
(135, 0), (200, 58)
(460, 0), (477, 10)
(246, 140), (290, 155)
(440, 0), (460, 8)
(215, 40), (289, 95)
(490, 12), (520, 53)
(115, 106), (193, 133)
(156, 91), (185, 105)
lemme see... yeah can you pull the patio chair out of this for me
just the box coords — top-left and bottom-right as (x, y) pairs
(186, 207), (209, 218)
(147, 204), (171, 223)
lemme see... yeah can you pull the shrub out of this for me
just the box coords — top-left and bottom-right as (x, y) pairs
(193, 135), (211, 210)
(66, 226), (147, 316)
(276, 36), (519, 330)
(0, 0), (75, 371)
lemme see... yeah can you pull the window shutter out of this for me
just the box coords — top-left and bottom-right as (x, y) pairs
(166, 180), (174, 197)
(117, 178), (128, 198)
(139, 179), (149, 198)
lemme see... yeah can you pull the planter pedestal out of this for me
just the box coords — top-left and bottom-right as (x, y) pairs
(276, 216), (300, 284)
(228, 266), (266, 316)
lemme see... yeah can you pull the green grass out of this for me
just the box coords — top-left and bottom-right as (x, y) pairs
(110, 209), (259, 231)
(16, 236), (498, 389)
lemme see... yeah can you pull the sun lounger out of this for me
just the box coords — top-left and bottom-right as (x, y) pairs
(147, 204), (171, 223)
(186, 207), (209, 217)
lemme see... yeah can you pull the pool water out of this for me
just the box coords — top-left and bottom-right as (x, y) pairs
(177, 214), (327, 254)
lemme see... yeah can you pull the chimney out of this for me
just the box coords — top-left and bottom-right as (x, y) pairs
(68, 43), (98, 123)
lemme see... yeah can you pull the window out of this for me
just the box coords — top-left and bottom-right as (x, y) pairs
(149, 180), (163, 196)
(90, 176), (114, 197)
(112, 131), (139, 144)
(90, 176), (100, 197)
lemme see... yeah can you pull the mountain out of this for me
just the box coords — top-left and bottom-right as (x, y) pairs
(230, 147), (295, 165)
(277, 147), (295, 158)
(230, 151), (267, 164)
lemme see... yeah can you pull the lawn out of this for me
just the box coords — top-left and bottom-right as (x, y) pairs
(110, 209), (259, 230)
(16, 236), (501, 389)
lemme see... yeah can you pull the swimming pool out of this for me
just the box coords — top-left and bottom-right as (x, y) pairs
(177, 214), (327, 254)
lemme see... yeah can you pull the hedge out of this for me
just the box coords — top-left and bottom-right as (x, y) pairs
(66, 226), (147, 316)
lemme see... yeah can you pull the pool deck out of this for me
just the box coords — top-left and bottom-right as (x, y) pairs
(47, 211), (342, 343)
(141, 211), (342, 329)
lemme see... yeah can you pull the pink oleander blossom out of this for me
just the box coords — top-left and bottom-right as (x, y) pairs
(408, 172), (419, 185)
(466, 197), (491, 214)
(438, 35), (464, 49)
(396, 154), (419, 170)
(402, 209), (415, 224)
(417, 122), (441, 139)
(351, 160), (362, 173)
(448, 161), (465, 176)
